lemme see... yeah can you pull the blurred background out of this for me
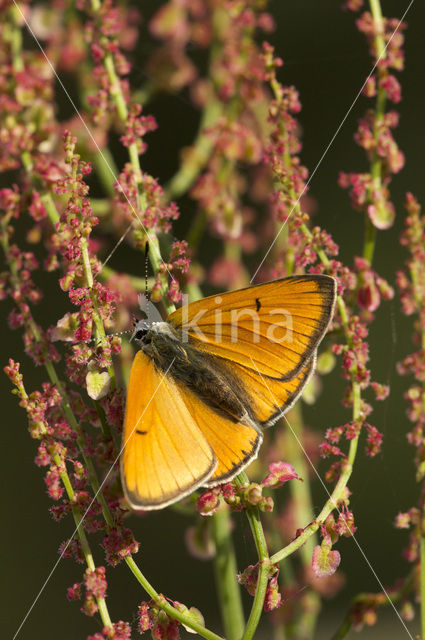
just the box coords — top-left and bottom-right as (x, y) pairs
(2, 0), (424, 638)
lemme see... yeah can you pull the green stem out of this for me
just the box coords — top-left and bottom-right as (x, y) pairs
(284, 406), (318, 561)
(89, 0), (175, 314)
(20, 153), (60, 226)
(52, 450), (112, 627)
(188, 277), (245, 640)
(369, 0), (386, 61)
(234, 472), (270, 640)
(164, 99), (222, 201)
(363, 218), (377, 263)
(125, 557), (225, 640)
(92, 398), (114, 441)
(91, 146), (118, 197)
(363, 0), (386, 263)
(331, 617), (352, 640)
(11, 12), (61, 223)
(9, 5), (24, 72)
(187, 210), (208, 250)
(42, 360), (115, 529)
(284, 406), (321, 638)
(270, 444), (357, 565)
(90, 0), (175, 307)
(270, 401), (360, 566)
(9, 368), (113, 628)
(211, 506), (245, 640)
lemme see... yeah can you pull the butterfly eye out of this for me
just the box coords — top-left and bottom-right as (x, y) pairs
(134, 329), (148, 341)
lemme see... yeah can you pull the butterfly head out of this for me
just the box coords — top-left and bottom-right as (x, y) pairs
(130, 292), (168, 345)
(131, 319), (154, 344)
(131, 318), (178, 345)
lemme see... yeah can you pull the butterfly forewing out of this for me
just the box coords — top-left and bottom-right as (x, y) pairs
(122, 351), (217, 509)
(168, 275), (336, 380)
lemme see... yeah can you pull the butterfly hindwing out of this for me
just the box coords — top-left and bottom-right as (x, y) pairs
(179, 383), (263, 486)
(234, 354), (316, 427)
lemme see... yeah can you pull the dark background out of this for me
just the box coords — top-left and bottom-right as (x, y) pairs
(3, 1), (424, 638)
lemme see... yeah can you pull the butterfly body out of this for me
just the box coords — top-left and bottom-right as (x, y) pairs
(121, 275), (336, 510)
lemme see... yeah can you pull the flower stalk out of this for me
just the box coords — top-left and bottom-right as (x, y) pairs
(211, 506), (245, 640)
(235, 472), (271, 640)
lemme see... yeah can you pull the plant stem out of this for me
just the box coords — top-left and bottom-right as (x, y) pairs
(125, 557), (225, 640)
(90, 0), (175, 314)
(163, 2), (225, 203)
(185, 285), (245, 639)
(164, 98), (222, 201)
(91, 146), (118, 197)
(364, 0), (386, 263)
(52, 450), (112, 628)
(234, 472), (270, 640)
(283, 406), (321, 638)
(363, 217), (377, 264)
(9, 7), (60, 229)
(270, 368), (361, 564)
(9, 370), (113, 629)
(211, 505), (245, 640)
(270, 439), (357, 565)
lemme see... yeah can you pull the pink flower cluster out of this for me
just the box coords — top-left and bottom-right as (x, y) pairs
(1, 0), (417, 636)
(88, 620), (132, 640)
(67, 566), (108, 617)
(393, 194), (425, 583)
(195, 461), (300, 516)
(238, 564), (282, 612)
(138, 596), (204, 639)
(339, 6), (406, 230)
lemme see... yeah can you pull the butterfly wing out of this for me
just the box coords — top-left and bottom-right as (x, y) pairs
(122, 276), (335, 507)
(168, 275), (336, 381)
(233, 354), (316, 427)
(179, 383), (263, 486)
(121, 350), (217, 510)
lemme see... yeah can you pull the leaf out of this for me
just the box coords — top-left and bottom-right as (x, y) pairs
(86, 370), (111, 400)
(312, 543), (341, 578)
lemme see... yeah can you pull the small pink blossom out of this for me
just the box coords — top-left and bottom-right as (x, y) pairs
(262, 461), (300, 488)
(196, 488), (220, 516)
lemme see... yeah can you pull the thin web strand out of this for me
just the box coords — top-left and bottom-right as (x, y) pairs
(99, 221), (135, 273)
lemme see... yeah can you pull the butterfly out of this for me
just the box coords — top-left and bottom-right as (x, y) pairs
(121, 274), (336, 510)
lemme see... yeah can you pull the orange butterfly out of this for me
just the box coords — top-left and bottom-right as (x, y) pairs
(121, 275), (336, 510)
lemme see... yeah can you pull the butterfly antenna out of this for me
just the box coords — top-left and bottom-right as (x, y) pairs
(75, 329), (133, 345)
(145, 241), (150, 301)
